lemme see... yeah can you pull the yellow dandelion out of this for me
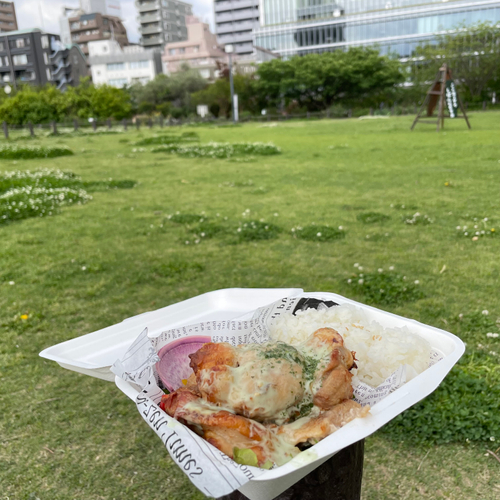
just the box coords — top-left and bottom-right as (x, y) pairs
(491, 228), (496, 232)
(444, 182), (449, 186)
(20, 314), (29, 320)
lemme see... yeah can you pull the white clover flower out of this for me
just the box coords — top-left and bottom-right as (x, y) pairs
(185, 241), (190, 244)
(389, 266), (394, 271)
(380, 289), (385, 293)
(347, 279), (352, 284)
(273, 213), (279, 217)
(378, 268), (383, 273)
(484, 217), (488, 222)
(482, 310), (489, 315)
(338, 226), (343, 230)
(358, 266), (363, 271)
(317, 232), (322, 237)
(81, 266), (87, 271)
(8, 281), (15, 285)
(201, 232), (205, 237)
(358, 279), (364, 285)
(354, 263), (359, 268)
(490, 436), (496, 441)
(486, 333), (499, 338)
(456, 226), (461, 230)
(414, 280), (420, 284)
(458, 313), (463, 319)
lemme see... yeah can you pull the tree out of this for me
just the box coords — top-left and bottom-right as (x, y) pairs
(413, 22), (500, 101)
(0, 84), (67, 124)
(255, 48), (404, 112)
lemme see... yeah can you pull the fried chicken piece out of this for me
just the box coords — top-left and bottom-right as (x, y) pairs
(189, 342), (304, 421)
(278, 399), (370, 446)
(301, 327), (357, 410)
(160, 388), (299, 466)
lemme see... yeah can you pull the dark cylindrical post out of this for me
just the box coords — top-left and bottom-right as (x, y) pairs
(92, 120), (97, 131)
(159, 115), (164, 128)
(2, 121), (8, 139)
(221, 440), (365, 500)
(326, 109), (330, 118)
(107, 118), (112, 129)
(348, 109), (352, 118)
(136, 118), (140, 130)
(28, 121), (34, 137)
(482, 101), (486, 111)
(369, 107), (374, 116)
(306, 111), (310, 119)
(73, 118), (79, 131)
(122, 118), (128, 130)
(148, 117), (152, 128)
(51, 121), (58, 135)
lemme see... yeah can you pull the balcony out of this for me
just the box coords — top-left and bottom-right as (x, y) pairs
(139, 23), (162, 35)
(216, 20), (257, 34)
(215, 9), (259, 23)
(139, 12), (161, 23)
(214, 0), (258, 13)
(141, 36), (163, 46)
(136, 0), (159, 13)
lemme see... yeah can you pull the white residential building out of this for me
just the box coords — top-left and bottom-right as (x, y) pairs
(89, 39), (163, 87)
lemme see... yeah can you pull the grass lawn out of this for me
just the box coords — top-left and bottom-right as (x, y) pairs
(1, 113), (499, 500)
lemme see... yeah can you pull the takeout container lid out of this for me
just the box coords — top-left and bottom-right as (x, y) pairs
(40, 288), (464, 500)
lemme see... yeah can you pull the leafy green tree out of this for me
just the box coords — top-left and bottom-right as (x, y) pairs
(413, 22), (500, 101)
(89, 84), (132, 120)
(255, 48), (403, 111)
(0, 85), (66, 124)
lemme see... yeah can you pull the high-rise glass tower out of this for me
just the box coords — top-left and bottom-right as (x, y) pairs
(253, 0), (500, 58)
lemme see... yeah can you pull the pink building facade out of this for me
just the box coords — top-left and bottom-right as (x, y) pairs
(162, 17), (226, 80)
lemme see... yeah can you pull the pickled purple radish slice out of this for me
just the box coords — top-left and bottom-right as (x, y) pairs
(156, 336), (211, 392)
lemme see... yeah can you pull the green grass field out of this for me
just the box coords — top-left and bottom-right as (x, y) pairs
(1, 113), (499, 500)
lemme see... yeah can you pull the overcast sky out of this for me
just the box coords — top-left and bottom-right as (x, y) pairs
(14, 0), (215, 43)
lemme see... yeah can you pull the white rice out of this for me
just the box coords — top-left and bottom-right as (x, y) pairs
(269, 304), (431, 387)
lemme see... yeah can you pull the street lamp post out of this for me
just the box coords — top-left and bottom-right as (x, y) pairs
(225, 44), (237, 123)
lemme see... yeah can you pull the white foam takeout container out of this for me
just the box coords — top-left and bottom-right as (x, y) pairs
(40, 288), (465, 500)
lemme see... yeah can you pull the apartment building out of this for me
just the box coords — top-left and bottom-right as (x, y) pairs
(162, 16), (225, 79)
(214, 0), (260, 55)
(0, 28), (88, 90)
(136, 0), (193, 50)
(89, 39), (163, 86)
(69, 12), (128, 55)
(0, 1), (17, 33)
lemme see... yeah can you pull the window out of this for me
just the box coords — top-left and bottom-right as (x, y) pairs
(41, 35), (49, 48)
(178, 47), (185, 54)
(0, 57), (2, 67)
(107, 62), (125, 71)
(169, 48), (175, 55)
(2, 73), (10, 82)
(70, 22), (79, 29)
(193, 45), (199, 53)
(0, 42), (4, 51)
(16, 38), (25, 48)
(199, 69), (210, 79)
(13, 54), (28, 65)
(108, 78), (127, 87)
(82, 19), (88, 26)
(3, 56), (8, 66)
(129, 60), (149, 69)
(46, 68), (52, 81)
(43, 52), (49, 65)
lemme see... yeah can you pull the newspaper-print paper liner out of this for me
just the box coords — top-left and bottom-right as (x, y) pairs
(111, 296), (444, 498)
